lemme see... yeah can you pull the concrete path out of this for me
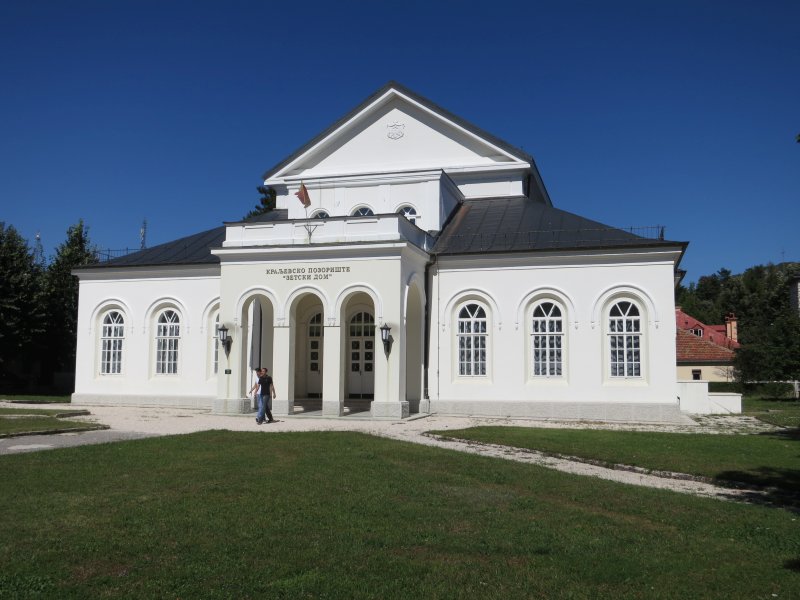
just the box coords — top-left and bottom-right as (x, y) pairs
(0, 402), (784, 506)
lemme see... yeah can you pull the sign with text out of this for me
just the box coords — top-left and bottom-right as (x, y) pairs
(266, 265), (352, 281)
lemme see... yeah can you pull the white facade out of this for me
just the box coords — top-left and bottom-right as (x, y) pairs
(73, 83), (688, 422)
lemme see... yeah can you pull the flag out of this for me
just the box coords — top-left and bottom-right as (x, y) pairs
(295, 182), (311, 208)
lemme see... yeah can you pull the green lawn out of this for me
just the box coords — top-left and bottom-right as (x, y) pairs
(0, 407), (98, 436)
(0, 394), (71, 404)
(744, 396), (800, 428)
(0, 431), (798, 599)
(431, 426), (799, 494)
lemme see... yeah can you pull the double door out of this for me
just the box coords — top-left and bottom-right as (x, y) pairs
(347, 311), (375, 398)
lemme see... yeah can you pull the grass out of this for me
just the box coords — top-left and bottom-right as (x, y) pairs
(0, 407), (98, 436)
(0, 394), (71, 404)
(431, 427), (799, 494)
(744, 396), (800, 428)
(0, 431), (799, 599)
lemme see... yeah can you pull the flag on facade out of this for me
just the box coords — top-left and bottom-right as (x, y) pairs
(295, 182), (311, 208)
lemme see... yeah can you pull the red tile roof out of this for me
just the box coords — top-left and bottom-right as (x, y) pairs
(675, 308), (740, 349)
(676, 329), (736, 363)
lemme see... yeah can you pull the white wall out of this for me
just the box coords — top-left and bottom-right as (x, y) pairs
(73, 267), (221, 408)
(427, 249), (682, 420)
(678, 381), (742, 414)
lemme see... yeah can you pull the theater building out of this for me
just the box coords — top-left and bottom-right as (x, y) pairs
(73, 82), (689, 422)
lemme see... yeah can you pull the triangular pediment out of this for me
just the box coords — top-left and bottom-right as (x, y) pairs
(264, 83), (531, 182)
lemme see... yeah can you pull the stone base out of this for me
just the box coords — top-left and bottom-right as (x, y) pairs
(211, 397), (252, 414)
(72, 393), (213, 409)
(428, 400), (683, 423)
(272, 398), (294, 416)
(322, 401), (343, 416)
(370, 400), (409, 419)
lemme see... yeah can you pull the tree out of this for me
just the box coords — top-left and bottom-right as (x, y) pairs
(0, 223), (46, 390)
(678, 261), (800, 382)
(44, 220), (98, 379)
(243, 186), (277, 219)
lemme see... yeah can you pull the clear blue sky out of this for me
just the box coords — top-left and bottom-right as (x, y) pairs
(1, 0), (797, 282)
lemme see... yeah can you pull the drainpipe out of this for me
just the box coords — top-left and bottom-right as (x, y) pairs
(423, 255), (437, 402)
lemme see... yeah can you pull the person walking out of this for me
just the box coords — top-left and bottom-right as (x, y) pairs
(254, 367), (276, 424)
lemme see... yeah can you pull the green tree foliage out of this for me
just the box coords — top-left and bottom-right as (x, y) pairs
(0, 223), (46, 388)
(44, 220), (98, 376)
(243, 186), (277, 219)
(677, 262), (800, 382)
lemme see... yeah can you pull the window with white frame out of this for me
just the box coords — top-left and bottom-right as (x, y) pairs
(457, 303), (487, 376)
(351, 207), (374, 217)
(100, 311), (125, 374)
(608, 300), (642, 377)
(397, 205), (418, 224)
(531, 301), (563, 377)
(156, 309), (180, 375)
(313, 210), (329, 219)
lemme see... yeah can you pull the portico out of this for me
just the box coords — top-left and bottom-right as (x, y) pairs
(211, 217), (428, 418)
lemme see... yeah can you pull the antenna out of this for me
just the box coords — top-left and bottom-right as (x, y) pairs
(140, 219), (147, 249)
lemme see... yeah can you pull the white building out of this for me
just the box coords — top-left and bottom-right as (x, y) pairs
(73, 82), (692, 422)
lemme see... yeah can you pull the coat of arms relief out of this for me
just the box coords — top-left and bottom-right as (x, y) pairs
(386, 121), (405, 140)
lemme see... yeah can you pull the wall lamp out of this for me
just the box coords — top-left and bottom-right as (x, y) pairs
(217, 324), (233, 355)
(380, 323), (393, 356)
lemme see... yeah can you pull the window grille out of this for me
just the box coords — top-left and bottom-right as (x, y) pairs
(457, 303), (487, 376)
(532, 302), (563, 377)
(100, 311), (124, 374)
(608, 301), (641, 377)
(156, 310), (180, 374)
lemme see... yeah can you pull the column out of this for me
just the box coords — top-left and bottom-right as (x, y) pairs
(322, 324), (343, 416)
(271, 325), (294, 415)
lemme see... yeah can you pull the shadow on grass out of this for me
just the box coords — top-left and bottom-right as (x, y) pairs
(713, 427), (800, 512)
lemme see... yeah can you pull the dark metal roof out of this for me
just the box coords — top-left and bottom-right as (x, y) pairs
(83, 226), (226, 269)
(226, 209), (288, 226)
(261, 81), (533, 181)
(433, 196), (686, 255)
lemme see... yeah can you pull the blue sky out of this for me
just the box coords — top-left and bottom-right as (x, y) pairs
(1, 0), (797, 282)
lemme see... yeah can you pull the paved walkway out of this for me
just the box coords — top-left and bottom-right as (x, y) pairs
(0, 402), (785, 506)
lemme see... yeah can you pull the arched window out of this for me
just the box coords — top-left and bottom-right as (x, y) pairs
(531, 302), (563, 377)
(457, 303), (487, 376)
(313, 210), (329, 219)
(156, 309), (180, 375)
(608, 301), (641, 377)
(100, 311), (124, 374)
(351, 207), (374, 217)
(397, 205), (417, 224)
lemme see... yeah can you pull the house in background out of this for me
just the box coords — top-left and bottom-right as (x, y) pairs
(675, 307), (739, 382)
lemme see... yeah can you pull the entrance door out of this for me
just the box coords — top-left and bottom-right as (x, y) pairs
(347, 311), (375, 398)
(306, 313), (323, 397)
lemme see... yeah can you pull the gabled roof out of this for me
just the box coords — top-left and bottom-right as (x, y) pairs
(261, 81), (534, 181)
(676, 329), (736, 364)
(675, 308), (739, 349)
(433, 196), (686, 255)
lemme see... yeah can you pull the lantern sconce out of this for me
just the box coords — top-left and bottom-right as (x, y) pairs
(217, 324), (233, 355)
(380, 322), (393, 356)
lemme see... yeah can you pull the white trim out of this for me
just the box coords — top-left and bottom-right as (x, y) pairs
(442, 288), (501, 331)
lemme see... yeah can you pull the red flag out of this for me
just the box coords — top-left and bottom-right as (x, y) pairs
(295, 182), (311, 208)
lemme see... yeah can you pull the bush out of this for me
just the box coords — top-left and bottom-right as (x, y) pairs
(741, 381), (796, 399)
(709, 381), (742, 393)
